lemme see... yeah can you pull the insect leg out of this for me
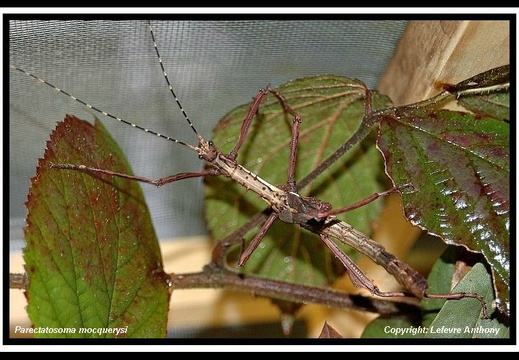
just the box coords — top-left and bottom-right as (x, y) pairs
(316, 184), (412, 218)
(425, 292), (489, 318)
(267, 87), (302, 192)
(228, 89), (268, 161)
(238, 211), (279, 266)
(319, 233), (409, 297)
(50, 163), (219, 186)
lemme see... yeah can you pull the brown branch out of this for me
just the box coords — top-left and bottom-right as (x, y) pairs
(9, 273), (28, 289)
(11, 264), (421, 317)
(168, 263), (421, 317)
(11, 240), (419, 317)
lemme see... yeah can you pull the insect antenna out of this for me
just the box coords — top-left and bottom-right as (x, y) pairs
(148, 21), (202, 142)
(9, 64), (199, 152)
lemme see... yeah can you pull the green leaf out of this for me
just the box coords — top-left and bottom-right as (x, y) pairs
(445, 64), (510, 121)
(420, 246), (460, 327)
(362, 246), (510, 339)
(23, 115), (171, 338)
(361, 315), (424, 338)
(376, 108), (510, 316)
(425, 263), (509, 339)
(458, 91), (510, 122)
(205, 75), (391, 287)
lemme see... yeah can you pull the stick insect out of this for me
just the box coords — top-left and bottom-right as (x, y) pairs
(11, 20), (490, 313)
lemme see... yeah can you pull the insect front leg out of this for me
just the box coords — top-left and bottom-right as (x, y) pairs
(267, 86), (302, 192)
(50, 162), (219, 186)
(228, 88), (268, 161)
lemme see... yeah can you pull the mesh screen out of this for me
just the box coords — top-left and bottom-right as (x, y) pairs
(9, 19), (408, 246)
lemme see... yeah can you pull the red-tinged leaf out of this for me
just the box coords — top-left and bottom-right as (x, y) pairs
(376, 108), (510, 316)
(23, 115), (171, 338)
(318, 322), (343, 338)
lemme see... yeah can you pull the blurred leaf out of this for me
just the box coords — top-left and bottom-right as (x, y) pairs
(24, 115), (171, 338)
(205, 75), (392, 288)
(376, 107), (510, 316)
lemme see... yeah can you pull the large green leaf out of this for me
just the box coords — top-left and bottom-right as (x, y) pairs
(23, 115), (171, 338)
(424, 259), (509, 339)
(376, 107), (510, 316)
(204, 75), (391, 287)
(361, 246), (510, 339)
